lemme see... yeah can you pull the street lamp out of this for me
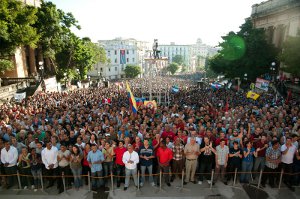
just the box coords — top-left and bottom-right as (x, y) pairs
(270, 62), (276, 82)
(88, 76), (91, 87)
(244, 73), (248, 81)
(63, 72), (67, 88)
(38, 61), (44, 80)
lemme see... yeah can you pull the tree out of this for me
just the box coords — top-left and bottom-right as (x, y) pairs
(279, 35), (300, 76)
(210, 19), (278, 81)
(34, 1), (81, 74)
(0, 0), (39, 73)
(56, 34), (106, 79)
(167, 63), (179, 75)
(124, 65), (141, 78)
(172, 55), (184, 65)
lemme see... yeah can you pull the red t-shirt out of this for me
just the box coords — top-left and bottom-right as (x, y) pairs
(157, 147), (173, 165)
(174, 135), (187, 144)
(215, 138), (228, 146)
(254, 140), (267, 157)
(161, 131), (175, 141)
(114, 147), (127, 165)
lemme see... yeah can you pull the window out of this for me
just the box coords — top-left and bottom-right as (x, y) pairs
(127, 58), (129, 62)
(115, 50), (117, 55)
(107, 50), (110, 56)
(100, 68), (103, 71)
(115, 58), (117, 63)
(115, 67), (117, 71)
(132, 50), (135, 54)
(126, 50), (129, 54)
(109, 68), (111, 72)
(132, 58), (135, 62)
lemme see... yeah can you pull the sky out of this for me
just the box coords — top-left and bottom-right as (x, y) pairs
(49, 0), (266, 46)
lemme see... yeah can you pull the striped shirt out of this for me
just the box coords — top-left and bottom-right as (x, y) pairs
(265, 147), (281, 169)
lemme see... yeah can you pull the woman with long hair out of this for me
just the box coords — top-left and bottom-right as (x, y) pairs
(82, 143), (91, 185)
(18, 147), (33, 189)
(70, 145), (83, 190)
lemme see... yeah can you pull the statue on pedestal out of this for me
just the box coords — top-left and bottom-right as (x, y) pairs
(152, 39), (161, 59)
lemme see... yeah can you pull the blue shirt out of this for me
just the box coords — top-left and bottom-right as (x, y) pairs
(242, 147), (255, 163)
(118, 130), (130, 138)
(87, 150), (104, 172)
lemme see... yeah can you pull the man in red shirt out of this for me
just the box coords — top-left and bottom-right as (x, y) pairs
(215, 131), (228, 146)
(114, 141), (127, 188)
(156, 140), (173, 186)
(161, 125), (175, 141)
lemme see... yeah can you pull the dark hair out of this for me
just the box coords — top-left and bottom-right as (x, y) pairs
(271, 140), (279, 146)
(72, 145), (81, 155)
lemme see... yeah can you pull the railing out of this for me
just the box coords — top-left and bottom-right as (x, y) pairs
(1, 170), (299, 194)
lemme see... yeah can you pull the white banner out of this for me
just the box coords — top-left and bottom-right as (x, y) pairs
(14, 92), (26, 102)
(255, 78), (269, 91)
(44, 76), (58, 92)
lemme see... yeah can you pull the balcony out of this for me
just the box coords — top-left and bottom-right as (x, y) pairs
(251, 0), (300, 17)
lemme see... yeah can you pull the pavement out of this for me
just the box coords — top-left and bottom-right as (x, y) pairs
(0, 179), (299, 199)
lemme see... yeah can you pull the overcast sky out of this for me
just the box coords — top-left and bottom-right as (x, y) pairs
(49, 0), (266, 46)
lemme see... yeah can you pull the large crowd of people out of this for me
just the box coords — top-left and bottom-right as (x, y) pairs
(0, 77), (299, 194)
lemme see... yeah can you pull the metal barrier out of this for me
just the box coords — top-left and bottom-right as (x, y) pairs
(1, 170), (299, 193)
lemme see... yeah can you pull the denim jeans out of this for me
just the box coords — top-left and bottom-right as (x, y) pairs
(103, 162), (113, 185)
(91, 170), (104, 189)
(31, 169), (42, 188)
(141, 165), (154, 184)
(125, 168), (137, 187)
(71, 167), (82, 188)
(116, 164), (125, 186)
(240, 161), (253, 183)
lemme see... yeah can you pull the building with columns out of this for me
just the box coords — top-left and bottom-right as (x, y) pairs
(1, 0), (42, 79)
(251, 0), (300, 48)
(90, 38), (150, 80)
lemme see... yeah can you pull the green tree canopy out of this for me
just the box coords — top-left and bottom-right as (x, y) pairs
(0, 0), (39, 73)
(124, 65), (141, 78)
(279, 35), (300, 77)
(167, 63), (179, 75)
(210, 19), (278, 81)
(172, 55), (184, 65)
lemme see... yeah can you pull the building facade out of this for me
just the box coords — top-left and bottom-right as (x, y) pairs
(159, 42), (192, 68)
(251, 0), (300, 78)
(91, 38), (150, 80)
(251, 0), (300, 49)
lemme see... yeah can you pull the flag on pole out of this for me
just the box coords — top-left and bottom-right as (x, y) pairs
(126, 81), (137, 113)
(246, 91), (260, 100)
(102, 98), (111, 104)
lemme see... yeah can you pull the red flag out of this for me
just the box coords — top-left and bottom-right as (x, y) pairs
(102, 98), (111, 104)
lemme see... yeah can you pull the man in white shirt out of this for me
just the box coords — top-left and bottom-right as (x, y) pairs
(41, 141), (58, 188)
(122, 144), (139, 191)
(1, 140), (18, 188)
(281, 137), (297, 191)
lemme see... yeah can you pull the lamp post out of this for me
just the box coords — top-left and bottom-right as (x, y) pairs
(97, 71), (100, 85)
(38, 61), (44, 80)
(270, 62), (276, 82)
(88, 76), (91, 87)
(63, 72), (67, 89)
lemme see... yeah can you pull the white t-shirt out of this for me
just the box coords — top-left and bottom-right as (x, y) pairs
(281, 144), (296, 164)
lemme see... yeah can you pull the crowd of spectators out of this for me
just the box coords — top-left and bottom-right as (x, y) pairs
(0, 78), (300, 194)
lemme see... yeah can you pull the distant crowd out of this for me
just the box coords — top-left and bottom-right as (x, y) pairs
(0, 78), (300, 194)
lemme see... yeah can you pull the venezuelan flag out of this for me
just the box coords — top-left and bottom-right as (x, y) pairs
(126, 81), (137, 113)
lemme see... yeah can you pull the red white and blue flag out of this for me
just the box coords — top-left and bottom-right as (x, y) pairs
(120, 49), (126, 64)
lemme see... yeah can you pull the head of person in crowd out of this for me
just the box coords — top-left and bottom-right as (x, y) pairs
(160, 140), (167, 149)
(46, 141), (52, 150)
(72, 145), (80, 155)
(127, 144), (134, 153)
(91, 144), (98, 153)
(271, 140), (280, 150)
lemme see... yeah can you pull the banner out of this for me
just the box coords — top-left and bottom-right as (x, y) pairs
(135, 97), (146, 107)
(144, 100), (157, 109)
(14, 92), (26, 102)
(171, 85), (179, 93)
(255, 78), (269, 91)
(246, 91), (260, 100)
(120, 49), (126, 64)
(44, 76), (58, 92)
(102, 98), (111, 104)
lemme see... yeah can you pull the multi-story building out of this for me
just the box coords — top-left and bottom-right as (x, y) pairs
(159, 42), (192, 67)
(91, 38), (150, 79)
